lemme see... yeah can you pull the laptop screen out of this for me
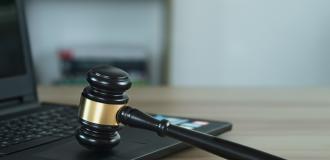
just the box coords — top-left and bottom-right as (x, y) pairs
(0, 0), (26, 78)
(0, 0), (36, 103)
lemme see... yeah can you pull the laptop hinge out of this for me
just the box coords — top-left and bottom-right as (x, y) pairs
(0, 94), (37, 109)
(0, 97), (22, 108)
(0, 96), (39, 116)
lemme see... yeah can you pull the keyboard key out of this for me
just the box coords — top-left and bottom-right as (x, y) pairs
(0, 106), (78, 154)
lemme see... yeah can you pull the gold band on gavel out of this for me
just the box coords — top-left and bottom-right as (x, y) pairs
(78, 96), (125, 126)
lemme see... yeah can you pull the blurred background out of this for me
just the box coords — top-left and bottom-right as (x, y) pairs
(25, 0), (330, 87)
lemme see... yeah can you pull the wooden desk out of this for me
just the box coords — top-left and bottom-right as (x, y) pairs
(38, 86), (330, 160)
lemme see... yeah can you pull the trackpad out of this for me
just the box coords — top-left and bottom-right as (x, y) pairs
(34, 136), (148, 160)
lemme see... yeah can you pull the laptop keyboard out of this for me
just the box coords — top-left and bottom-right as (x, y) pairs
(0, 105), (78, 155)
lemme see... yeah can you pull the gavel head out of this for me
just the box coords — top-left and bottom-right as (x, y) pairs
(75, 65), (132, 150)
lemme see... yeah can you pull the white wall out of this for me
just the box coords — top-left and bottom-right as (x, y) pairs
(25, 0), (165, 84)
(170, 0), (330, 87)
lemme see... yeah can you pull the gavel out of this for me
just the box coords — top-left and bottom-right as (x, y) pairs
(75, 65), (285, 160)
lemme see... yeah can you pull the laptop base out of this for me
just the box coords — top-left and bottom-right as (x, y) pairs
(1, 105), (232, 160)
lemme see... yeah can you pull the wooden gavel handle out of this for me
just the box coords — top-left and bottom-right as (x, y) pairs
(117, 106), (286, 160)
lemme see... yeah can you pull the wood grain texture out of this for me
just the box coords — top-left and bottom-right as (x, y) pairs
(38, 86), (330, 160)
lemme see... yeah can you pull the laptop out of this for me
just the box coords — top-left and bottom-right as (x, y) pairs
(0, 0), (232, 159)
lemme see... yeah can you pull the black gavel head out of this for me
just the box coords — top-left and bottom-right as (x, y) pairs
(75, 65), (132, 150)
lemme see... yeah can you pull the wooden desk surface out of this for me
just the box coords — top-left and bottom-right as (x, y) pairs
(38, 86), (330, 160)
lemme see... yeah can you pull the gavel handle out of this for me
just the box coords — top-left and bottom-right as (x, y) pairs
(117, 106), (285, 160)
